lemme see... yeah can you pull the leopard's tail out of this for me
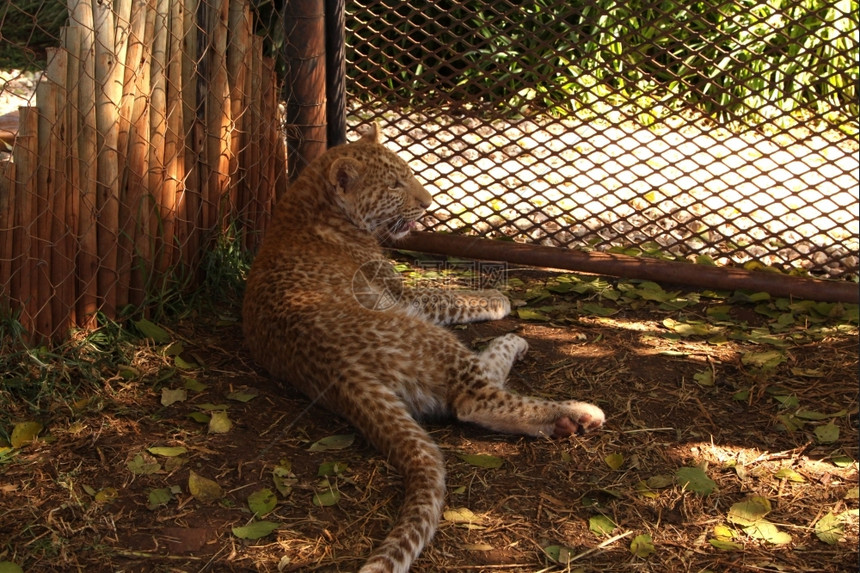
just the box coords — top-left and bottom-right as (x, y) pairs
(347, 387), (446, 573)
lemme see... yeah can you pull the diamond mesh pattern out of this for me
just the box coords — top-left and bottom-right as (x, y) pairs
(345, 0), (858, 278)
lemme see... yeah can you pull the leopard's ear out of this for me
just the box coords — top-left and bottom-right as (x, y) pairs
(328, 156), (364, 193)
(359, 122), (381, 144)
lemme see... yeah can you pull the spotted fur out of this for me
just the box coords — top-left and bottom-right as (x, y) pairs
(242, 124), (605, 572)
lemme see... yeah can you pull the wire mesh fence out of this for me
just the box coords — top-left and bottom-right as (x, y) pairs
(345, 0), (859, 279)
(0, 0), (858, 341)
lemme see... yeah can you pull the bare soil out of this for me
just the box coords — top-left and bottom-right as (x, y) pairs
(1, 267), (857, 573)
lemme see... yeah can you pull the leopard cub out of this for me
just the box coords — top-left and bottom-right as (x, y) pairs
(243, 123), (605, 573)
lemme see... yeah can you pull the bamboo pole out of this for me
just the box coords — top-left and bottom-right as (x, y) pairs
(45, 47), (74, 339)
(205, 0), (232, 232)
(166, 0), (186, 269)
(124, 0), (155, 308)
(245, 35), (262, 246)
(63, 25), (82, 329)
(260, 55), (278, 244)
(0, 161), (15, 312)
(148, 0), (169, 281)
(181, 0), (201, 271)
(227, 0), (249, 241)
(284, 0), (327, 178)
(92, 0), (123, 319)
(70, 0), (100, 329)
(12, 107), (38, 336)
(116, 0), (147, 311)
(35, 70), (57, 340)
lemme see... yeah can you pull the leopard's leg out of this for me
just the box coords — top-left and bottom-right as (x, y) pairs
(449, 350), (605, 438)
(476, 333), (529, 386)
(402, 288), (510, 326)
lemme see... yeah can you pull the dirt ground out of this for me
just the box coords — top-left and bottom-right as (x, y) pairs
(1, 264), (858, 572)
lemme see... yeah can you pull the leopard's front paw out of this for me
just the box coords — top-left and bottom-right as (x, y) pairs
(552, 402), (605, 437)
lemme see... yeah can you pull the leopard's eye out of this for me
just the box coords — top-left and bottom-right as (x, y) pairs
(388, 176), (402, 190)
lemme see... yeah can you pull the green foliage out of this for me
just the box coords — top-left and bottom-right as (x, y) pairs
(346, 0), (858, 128)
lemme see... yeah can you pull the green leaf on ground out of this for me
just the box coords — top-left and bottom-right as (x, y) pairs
(183, 377), (207, 392)
(312, 484), (341, 507)
(127, 453), (161, 475)
(317, 461), (349, 476)
(814, 422), (840, 444)
(741, 350), (786, 369)
(709, 538), (743, 551)
(516, 308), (550, 321)
(188, 470), (222, 503)
(273, 460), (297, 496)
(147, 487), (173, 510)
(232, 520), (280, 540)
(604, 452), (624, 470)
(676, 467), (716, 496)
(744, 521), (792, 545)
(0, 562), (25, 573)
(443, 507), (485, 528)
(208, 411), (233, 434)
(814, 512), (845, 545)
(457, 453), (504, 469)
(227, 388), (259, 403)
(588, 514), (616, 536)
(248, 488), (277, 517)
(629, 533), (655, 558)
(147, 446), (188, 457)
(10, 421), (43, 448)
(774, 468), (806, 482)
(542, 544), (575, 565)
(134, 318), (171, 343)
(728, 496), (771, 527)
(693, 369), (714, 386)
(309, 434), (355, 451)
(160, 388), (186, 407)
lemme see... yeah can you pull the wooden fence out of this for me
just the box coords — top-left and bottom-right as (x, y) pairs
(0, 0), (287, 342)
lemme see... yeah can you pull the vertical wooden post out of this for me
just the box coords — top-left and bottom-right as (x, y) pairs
(325, 0), (346, 148)
(284, 0), (327, 179)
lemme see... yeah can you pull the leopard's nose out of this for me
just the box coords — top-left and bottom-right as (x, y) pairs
(417, 186), (432, 210)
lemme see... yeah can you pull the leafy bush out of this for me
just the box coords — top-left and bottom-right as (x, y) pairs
(345, 0), (858, 128)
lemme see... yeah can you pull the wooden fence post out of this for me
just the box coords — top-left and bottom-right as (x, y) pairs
(284, 0), (327, 179)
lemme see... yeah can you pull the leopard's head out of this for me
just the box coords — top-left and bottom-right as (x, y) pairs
(326, 124), (432, 241)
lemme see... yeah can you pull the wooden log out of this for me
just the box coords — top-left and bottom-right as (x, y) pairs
(35, 66), (57, 341)
(0, 161), (16, 313)
(260, 55), (278, 244)
(284, 0), (327, 178)
(245, 35), (262, 248)
(45, 47), (74, 339)
(12, 107), (38, 337)
(70, 0), (100, 329)
(123, 0), (155, 308)
(63, 25), (83, 329)
(93, 0), (124, 320)
(226, 0), (250, 241)
(166, 0), (186, 269)
(116, 0), (147, 311)
(148, 0), (169, 281)
(205, 0), (232, 232)
(181, 0), (201, 271)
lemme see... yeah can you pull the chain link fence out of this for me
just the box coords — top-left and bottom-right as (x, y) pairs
(1, 0), (858, 340)
(345, 0), (858, 279)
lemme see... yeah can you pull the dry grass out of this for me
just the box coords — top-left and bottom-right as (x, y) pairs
(0, 265), (857, 572)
